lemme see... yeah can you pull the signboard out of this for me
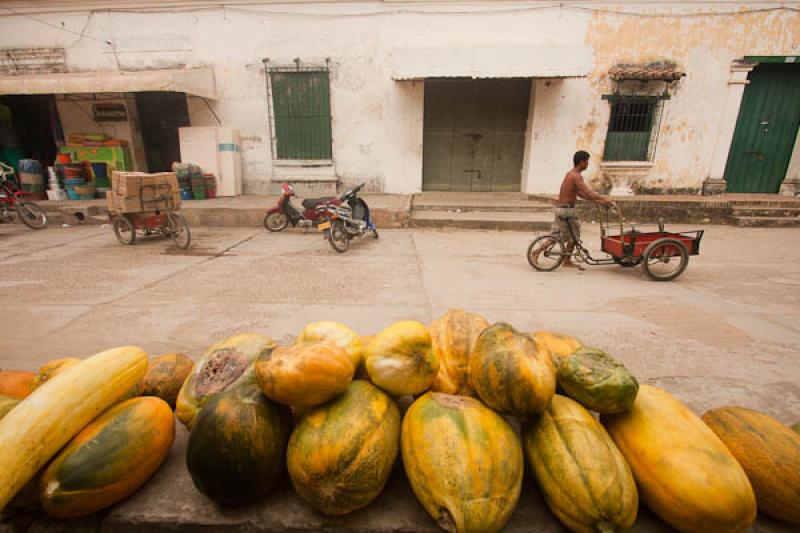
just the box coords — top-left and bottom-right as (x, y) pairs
(93, 103), (128, 122)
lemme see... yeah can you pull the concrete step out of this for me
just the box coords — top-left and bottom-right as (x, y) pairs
(412, 200), (552, 213)
(413, 192), (551, 213)
(730, 206), (800, 218)
(733, 215), (800, 228)
(410, 209), (552, 231)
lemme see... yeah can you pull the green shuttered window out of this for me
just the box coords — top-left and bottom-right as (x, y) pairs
(269, 69), (332, 160)
(603, 96), (664, 162)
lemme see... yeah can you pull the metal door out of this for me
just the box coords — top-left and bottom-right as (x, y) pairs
(423, 79), (530, 192)
(724, 64), (800, 193)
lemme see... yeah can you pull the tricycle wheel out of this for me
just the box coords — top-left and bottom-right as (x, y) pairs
(613, 256), (641, 268)
(167, 211), (191, 249)
(264, 212), (289, 232)
(113, 216), (136, 245)
(642, 238), (689, 281)
(527, 235), (565, 272)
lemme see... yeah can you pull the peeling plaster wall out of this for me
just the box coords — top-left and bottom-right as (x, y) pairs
(1, 2), (798, 194)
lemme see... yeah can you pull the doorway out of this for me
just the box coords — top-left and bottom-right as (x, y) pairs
(724, 64), (800, 193)
(135, 92), (190, 172)
(422, 79), (530, 192)
(0, 95), (62, 170)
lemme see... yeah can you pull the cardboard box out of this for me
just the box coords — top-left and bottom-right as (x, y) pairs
(107, 190), (181, 214)
(112, 171), (179, 197)
(108, 171), (181, 213)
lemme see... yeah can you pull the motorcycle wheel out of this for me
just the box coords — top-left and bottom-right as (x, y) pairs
(15, 201), (47, 229)
(328, 220), (350, 253)
(264, 212), (289, 232)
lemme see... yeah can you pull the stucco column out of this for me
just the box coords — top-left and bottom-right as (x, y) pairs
(702, 62), (756, 195)
(779, 128), (800, 196)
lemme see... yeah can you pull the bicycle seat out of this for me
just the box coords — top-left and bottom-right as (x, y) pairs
(302, 197), (336, 209)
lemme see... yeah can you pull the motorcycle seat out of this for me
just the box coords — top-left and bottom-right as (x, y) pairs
(302, 197), (336, 209)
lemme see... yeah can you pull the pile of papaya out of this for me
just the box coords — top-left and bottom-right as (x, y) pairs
(1, 309), (798, 533)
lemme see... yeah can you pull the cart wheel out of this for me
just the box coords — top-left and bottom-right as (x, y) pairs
(167, 212), (191, 249)
(328, 220), (350, 253)
(264, 212), (289, 232)
(15, 201), (47, 229)
(642, 238), (689, 281)
(113, 217), (136, 245)
(613, 256), (641, 268)
(527, 235), (565, 272)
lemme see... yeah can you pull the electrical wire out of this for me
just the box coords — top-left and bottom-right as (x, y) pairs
(1, 7), (115, 47)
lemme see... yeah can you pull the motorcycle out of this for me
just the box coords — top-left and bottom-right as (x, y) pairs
(317, 183), (378, 253)
(0, 162), (47, 230)
(263, 183), (341, 232)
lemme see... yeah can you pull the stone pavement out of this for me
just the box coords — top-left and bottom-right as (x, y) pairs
(1, 222), (799, 531)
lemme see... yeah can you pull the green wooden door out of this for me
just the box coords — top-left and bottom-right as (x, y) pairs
(423, 79), (530, 192)
(725, 64), (800, 193)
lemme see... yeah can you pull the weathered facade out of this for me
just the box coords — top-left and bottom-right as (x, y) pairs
(0, 1), (798, 196)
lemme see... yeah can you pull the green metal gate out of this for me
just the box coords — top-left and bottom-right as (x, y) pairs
(724, 64), (800, 193)
(423, 79), (530, 192)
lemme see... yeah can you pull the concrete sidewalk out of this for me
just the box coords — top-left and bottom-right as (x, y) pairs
(39, 194), (413, 228)
(35, 191), (800, 230)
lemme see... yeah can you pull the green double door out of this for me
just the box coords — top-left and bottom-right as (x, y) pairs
(725, 64), (800, 193)
(423, 79), (530, 192)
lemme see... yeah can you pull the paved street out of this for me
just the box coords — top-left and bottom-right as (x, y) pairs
(2, 221), (799, 420)
(1, 221), (799, 531)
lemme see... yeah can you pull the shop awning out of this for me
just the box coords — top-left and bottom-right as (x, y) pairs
(0, 67), (217, 99)
(391, 45), (591, 80)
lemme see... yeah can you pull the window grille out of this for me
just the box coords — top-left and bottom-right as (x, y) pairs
(602, 95), (666, 161)
(266, 62), (332, 160)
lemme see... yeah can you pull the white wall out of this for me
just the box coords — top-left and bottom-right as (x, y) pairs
(2, 2), (798, 194)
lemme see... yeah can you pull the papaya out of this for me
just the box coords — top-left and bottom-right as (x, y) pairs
(429, 309), (489, 396)
(365, 320), (439, 396)
(533, 331), (582, 364)
(287, 380), (400, 515)
(602, 385), (756, 532)
(186, 386), (291, 506)
(469, 323), (556, 416)
(176, 333), (275, 429)
(702, 406), (800, 524)
(40, 396), (174, 518)
(0, 370), (35, 398)
(523, 395), (637, 533)
(0, 395), (19, 420)
(557, 347), (638, 414)
(31, 358), (81, 390)
(296, 321), (364, 368)
(402, 392), (523, 533)
(255, 342), (354, 408)
(137, 353), (194, 409)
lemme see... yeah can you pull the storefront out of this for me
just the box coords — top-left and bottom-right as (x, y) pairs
(0, 68), (216, 191)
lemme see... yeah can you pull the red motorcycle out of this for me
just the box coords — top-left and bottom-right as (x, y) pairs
(0, 162), (48, 230)
(263, 183), (341, 232)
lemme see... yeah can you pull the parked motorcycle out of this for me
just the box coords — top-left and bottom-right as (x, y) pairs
(317, 183), (378, 253)
(0, 162), (47, 230)
(263, 183), (341, 232)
